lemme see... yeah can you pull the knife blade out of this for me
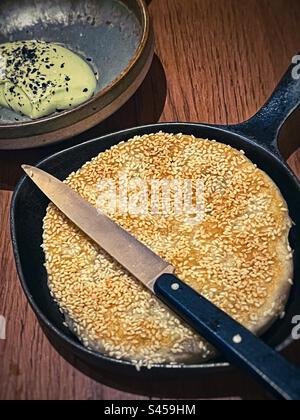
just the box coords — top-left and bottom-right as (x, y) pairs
(22, 165), (174, 291)
(22, 164), (300, 401)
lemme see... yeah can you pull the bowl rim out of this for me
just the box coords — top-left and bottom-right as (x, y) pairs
(10, 122), (296, 372)
(0, 0), (150, 130)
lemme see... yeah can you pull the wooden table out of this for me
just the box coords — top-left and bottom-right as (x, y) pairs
(1, 0), (300, 400)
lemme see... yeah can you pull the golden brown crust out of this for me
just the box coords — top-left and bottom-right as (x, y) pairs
(43, 133), (293, 367)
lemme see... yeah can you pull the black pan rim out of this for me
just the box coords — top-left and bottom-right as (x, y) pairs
(10, 121), (299, 372)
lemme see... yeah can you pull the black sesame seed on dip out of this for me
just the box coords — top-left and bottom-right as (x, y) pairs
(0, 40), (97, 119)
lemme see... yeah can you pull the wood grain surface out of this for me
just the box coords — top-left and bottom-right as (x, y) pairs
(1, 0), (300, 400)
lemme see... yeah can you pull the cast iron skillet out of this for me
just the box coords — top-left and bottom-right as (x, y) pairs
(0, 0), (153, 149)
(11, 61), (300, 397)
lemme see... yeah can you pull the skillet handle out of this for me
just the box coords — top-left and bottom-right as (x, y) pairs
(154, 274), (300, 400)
(227, 55), (300, 156)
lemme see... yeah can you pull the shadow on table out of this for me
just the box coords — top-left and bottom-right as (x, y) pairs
(278, 106), (300, 161)
(0, 54), (167, 190)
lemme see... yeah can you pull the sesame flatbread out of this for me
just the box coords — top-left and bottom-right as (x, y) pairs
(43, 133), (293, 367)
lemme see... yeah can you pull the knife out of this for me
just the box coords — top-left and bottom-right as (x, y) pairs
(22, 164), (300, 400)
